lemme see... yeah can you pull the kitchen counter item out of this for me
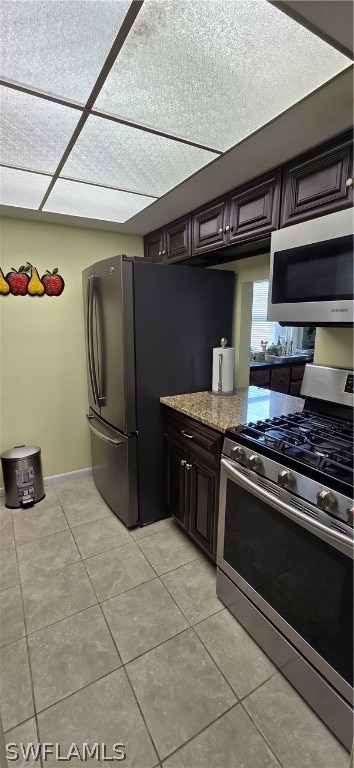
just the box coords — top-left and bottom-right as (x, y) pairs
(1, 445), (45, 509)
(212, 338), (234, 394)
(160, 387), (304, 433)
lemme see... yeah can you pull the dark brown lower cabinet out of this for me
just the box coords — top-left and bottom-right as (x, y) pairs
(250, 362), (306, 395)
(165, 409), (222, 562)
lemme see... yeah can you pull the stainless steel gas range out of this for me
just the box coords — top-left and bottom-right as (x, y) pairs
(216, 365), (353, 750)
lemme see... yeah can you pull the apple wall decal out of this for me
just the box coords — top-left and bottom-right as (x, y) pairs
(0, 264), (65, 297)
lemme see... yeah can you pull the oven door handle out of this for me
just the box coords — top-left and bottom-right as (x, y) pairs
(220, 458), (352, 558)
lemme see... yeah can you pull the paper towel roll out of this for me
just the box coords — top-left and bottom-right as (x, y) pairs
(212, 345), (234, 393)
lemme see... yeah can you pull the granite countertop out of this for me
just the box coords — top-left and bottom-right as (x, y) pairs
(160, 387), (304, 433)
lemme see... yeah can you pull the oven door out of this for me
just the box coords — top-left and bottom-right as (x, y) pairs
(217, 457), (353, 704)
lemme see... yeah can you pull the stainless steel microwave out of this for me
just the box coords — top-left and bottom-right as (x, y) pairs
(268, 208), (353, 326)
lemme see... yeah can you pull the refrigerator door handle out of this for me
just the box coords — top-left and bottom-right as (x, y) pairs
(87, 414), (125, 447)
(92, 279), (106, 407)
(88, 276), (101, 407)
(86, 276), (98, 407)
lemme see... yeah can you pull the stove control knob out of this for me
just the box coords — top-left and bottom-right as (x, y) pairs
(231, 446), (245, 461)
(278, 470), (294, 488)
(316, 490), (337, 511)
(248, 454), (262, 471)
(346, 506), (354, 527)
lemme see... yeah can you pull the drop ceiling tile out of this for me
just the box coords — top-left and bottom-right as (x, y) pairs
(95, 0), (350, 151)
(0, 0), (131, 103)
(43, 179), (155, 223)
(61, 115), (215, 196)
(0, 87), (81, 173)
(0, 167), (51, 209)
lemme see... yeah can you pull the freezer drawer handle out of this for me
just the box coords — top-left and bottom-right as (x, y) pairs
(87, 415), (125, 448)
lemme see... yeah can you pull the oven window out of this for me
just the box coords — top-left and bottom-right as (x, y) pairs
(223, 480), (353, 685)
(272, 234), (353, 304)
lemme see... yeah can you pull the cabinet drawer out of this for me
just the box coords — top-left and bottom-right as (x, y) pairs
(166, 410), (222, 464)
(249, 368), (271, 387)
(271, 367), (290, 393)
(291, 365), (305, 381)
(290, 380), (303, 396)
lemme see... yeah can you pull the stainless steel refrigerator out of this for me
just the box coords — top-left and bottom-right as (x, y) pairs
(83, 255), (234, 528)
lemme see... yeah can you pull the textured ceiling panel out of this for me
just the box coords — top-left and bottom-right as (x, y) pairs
(0, 0), (131, 102)
(0, 166), (51, 208)
(61, 115), (215, 196)
(43, 178), (155, 222)
(95, 0), (349, 150)
(0, 87), (81, 173)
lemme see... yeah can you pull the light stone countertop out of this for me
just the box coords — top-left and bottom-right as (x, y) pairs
(160, 387), (304, 433)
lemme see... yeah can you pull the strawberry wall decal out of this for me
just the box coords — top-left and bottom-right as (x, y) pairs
(1, 263), (65, 297)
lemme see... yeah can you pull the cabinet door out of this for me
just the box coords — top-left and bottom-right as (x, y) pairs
(166, 437), (188, 529)
(165, 216), (191, 263)
(188, 450), (218, 561)
(192, 199), (227, 255)
(144, 230), (165, 261)
(229, 170), (281, 243)
(270, 366), (290, 393)
(249, 368), (271, 388)
(281, 134), (353, 227)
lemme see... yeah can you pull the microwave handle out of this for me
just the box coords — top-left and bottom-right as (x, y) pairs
(220, 457), (352, 558)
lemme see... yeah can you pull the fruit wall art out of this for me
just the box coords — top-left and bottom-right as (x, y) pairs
(0, 263), (65, 297)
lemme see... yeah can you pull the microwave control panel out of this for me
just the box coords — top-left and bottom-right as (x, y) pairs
(344, 374), (353, 394)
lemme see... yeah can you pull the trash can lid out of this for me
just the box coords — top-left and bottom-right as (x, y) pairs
(0, 446), (41, 461)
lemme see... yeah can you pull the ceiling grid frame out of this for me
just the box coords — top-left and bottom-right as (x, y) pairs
(0, 0), (352, 225)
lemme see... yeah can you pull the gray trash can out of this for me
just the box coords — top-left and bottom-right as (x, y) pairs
(1, 446), (45, 509)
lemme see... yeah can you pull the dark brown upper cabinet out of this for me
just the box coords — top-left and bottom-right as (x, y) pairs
(144, 229), (164, 262)
(144, 215), (191, 263)
(144, 131), (353, 264)
(192, 199), (227, 255)
(192, 171), (281, 256)
(228, 169), (281, 243)
(281, 133), (353, 227)
(165, 215), (191, 263)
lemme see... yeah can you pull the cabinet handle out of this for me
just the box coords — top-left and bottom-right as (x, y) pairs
(158, 251), (162, 256)
(162, 250), (166, 255)
(218, 227), (223, 234)
(180, 460), (186, 467)
(346, 177), (353, 187)
(186, 463), (192, 471)
(224, 224), (233, 233)
(181, 430), (194, 439)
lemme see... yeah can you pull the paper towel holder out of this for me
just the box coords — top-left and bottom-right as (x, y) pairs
(211, 337), (236, 396)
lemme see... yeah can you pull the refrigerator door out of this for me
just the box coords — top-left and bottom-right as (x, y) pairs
(88, 410), (138, 527)
(92, 256), (136, 434)
(82, 266), (100, 415)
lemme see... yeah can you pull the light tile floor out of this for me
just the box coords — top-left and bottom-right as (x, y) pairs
(0, 478), (350, 767)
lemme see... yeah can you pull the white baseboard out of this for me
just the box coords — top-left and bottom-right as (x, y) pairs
(0, 467), (92, 496)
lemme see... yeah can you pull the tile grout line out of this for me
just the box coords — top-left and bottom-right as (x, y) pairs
(239, 699), (286, 768)
(75, 533), (162, 766)
(9, 535), (43, 768)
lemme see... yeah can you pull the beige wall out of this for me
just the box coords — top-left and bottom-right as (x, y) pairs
(0, 217), (143, 483)
(214, 253), (270, 386)
(314, 328), (353, 369)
